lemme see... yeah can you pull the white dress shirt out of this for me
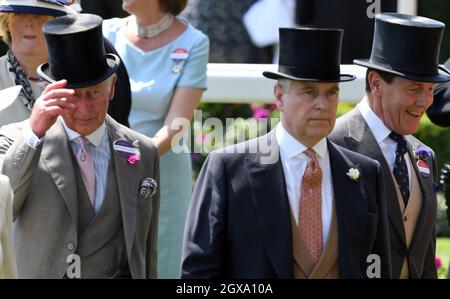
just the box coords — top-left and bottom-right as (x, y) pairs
(275, 124), (333, 248)
(61, 118), (111, 214)
(358, 99), (412, 189)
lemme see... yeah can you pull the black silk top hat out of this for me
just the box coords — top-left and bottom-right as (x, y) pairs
(354, 13), (450, 83)
(263, 27), (355, 82)
(37, 13), (120, 88)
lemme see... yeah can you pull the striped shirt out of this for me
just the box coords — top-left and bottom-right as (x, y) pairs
(61, 118), (111, 214)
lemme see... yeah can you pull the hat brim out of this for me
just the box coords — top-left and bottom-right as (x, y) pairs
(0, 0), (70, 17)
(354, 58), (450, 83)
(0, 85), (21, 111)
(262, 71), (356, 82)
(37, 53), (121, 89)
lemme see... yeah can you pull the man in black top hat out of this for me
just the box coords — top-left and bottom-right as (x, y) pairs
(181, 27), (392, 279)
(0, 13), (160, 278)
(330, 13), (450, 279)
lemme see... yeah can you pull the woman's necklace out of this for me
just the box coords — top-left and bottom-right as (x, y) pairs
(134, 14), (174, 38)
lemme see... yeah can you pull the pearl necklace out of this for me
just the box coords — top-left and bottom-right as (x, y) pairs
(134, 14), (174, 38)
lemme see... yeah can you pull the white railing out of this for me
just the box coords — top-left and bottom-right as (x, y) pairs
(202, 63), (367, 104)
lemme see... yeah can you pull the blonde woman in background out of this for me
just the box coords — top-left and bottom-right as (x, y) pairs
(0, 0), (73, 126)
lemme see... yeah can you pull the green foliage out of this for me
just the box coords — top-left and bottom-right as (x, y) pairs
(418, 1), (450, 62)
(437, 238), (450, 279)
(437, 193), (450, 238)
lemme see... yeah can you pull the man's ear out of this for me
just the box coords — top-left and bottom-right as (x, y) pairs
(368, 71), (383, 96)
(274, 84), (284, 112)
(108, 74), (117, 101)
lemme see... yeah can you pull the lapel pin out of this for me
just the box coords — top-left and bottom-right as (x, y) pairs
(417, 160), (430, 178)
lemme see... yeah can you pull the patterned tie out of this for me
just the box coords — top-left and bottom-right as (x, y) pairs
(299, 148), (323, 265)
(389, 132), (410, 206)
(75, 136), (96, 207)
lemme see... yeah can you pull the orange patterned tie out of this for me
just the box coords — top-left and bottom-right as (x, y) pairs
(299, 148), (323, 265)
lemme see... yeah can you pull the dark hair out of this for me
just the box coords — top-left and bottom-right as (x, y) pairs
(365, 68), (396, 93)
(159, 0), (188, 16)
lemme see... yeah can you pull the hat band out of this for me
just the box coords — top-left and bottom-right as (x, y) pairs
(370, 56), (439, 76)
(278, 65), (341, 81)
(0, 4), (67, 16)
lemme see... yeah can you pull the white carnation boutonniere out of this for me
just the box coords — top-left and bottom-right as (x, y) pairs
(346, 167), (360, 182)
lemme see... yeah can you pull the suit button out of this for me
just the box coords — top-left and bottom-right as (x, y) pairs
(403, 216), (408, 222)
(67, 243), (75, 250)
(398, 249), (407, 257)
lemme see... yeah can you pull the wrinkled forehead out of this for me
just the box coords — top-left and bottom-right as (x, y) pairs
(291, 80), (340, 90)
(393, 76), (437, 88)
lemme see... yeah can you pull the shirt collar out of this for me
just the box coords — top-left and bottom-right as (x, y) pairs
(59, 116), (107, 148)
(275, 123), (327, 160)
(358, 98), (392, 143)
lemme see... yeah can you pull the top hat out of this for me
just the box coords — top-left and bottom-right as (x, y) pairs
(0, 0), (73, 17)
(37, 13), (120, 88)
(354, 13), (450, 83)
(263, 27), (355, 82)
(426, 79), (450, 127)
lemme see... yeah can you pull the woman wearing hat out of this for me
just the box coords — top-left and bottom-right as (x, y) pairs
(103, 0), (209, 278)
(0, 0), (132, 128)
(0, 0), (73, 127)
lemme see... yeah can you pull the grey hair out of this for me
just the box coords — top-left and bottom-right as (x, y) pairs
(277, 79), (292, 94)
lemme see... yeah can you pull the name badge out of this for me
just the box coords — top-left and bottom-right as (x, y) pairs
(417, 160), (430, 178)
(113, 139), (137, 158)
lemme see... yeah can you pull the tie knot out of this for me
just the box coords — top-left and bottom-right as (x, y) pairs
(76, 136), (88, 146)
(304, 148), (318, 161)
(389, 132), (407, 153)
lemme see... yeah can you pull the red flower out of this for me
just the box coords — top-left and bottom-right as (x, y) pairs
(127, 154), (140, 165)
(253, 108), (270, 119)
(436, 256), (442, 269)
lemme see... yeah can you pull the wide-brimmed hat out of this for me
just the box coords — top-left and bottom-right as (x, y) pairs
(0, 85), (21, 111)
(37, 13), (120, 89)
(263, 27), (355, 82)
(0, 0), (73, 17)
(354, 13), (450, 83)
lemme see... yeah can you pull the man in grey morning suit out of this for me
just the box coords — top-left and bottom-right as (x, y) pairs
(330, 13), (450, 279)
(0, 14), (159, 278)
(181, 27), (392, 279)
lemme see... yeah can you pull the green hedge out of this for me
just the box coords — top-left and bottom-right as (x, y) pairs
(418, 0), (450, 62)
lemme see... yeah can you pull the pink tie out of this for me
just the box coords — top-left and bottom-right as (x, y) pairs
(76, 136), (96, 207)
(299, 148), (323, 265)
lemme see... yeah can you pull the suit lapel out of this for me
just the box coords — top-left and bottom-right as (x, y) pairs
(328, 140), (368, 277)
(404, 136), (434, 251)
(245, 132), (294, 279)
(106, 116), (138, 260)
(41, 120), (78, 227)
(344, 109), (406, 244)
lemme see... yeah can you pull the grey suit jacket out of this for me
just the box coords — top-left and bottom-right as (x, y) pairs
(0, 116), (160, 278)
(330, 107), (438, 279)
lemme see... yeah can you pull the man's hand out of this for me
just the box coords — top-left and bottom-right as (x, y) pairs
(29, 80), (75, 138)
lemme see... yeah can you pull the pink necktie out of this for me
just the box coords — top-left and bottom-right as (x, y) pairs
(299, 148), (323, 265)
(76, 136), (96, 207)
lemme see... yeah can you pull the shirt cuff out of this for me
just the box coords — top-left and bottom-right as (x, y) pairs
(23, 121), (43, 148)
